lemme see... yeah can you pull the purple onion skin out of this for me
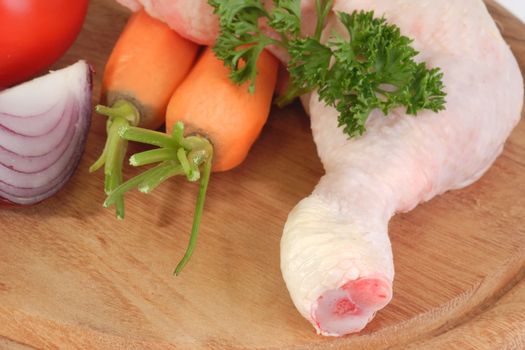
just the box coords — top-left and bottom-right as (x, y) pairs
(0, 61), (93, 206)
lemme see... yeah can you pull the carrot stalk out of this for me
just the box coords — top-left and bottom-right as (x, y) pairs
(90, 101), (140, 174)
(92, 9), (199, 218)
(174, 156), (212, 276)
(120, 126), (177, 148)
(118, 124), (213, 184)
(176, 148), (198, 181)
(104, 163), (169, 207)
(104, 47), (277, 273)
(90, 100), (140, 219)
(104, 122), (213, 273)
(138, 162), (184, 193)
(130, 148), (178, 167)
(171, 121), (185, 144)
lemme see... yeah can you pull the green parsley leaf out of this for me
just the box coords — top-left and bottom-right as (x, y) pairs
(269, 0), (302, 39)
(209, 2), (447, 138)
(313, 11), (446, 136)
(209, 0), (274, 92)
(313, 0), (335, 39)
(276, 37), (332, 106)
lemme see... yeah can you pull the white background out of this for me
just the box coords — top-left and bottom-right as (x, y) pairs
(497, 0), (525, 23)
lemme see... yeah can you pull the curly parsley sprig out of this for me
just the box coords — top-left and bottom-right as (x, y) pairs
(209, 0), (446, 137)
(209, 0), (273, 92)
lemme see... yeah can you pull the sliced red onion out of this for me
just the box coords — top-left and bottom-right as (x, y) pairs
(0, 61), (92, 205)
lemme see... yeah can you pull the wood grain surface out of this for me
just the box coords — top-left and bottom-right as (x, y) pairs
(0, 1), (524, 349)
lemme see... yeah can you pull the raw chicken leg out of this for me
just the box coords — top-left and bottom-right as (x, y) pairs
(115, 0), (218, 44)
(114, 0), (318, 48)
(281, 0), (523, 336)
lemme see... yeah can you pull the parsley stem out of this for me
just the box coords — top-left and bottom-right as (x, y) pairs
(314, 0), (334, 40)
(276, 85), (310, 108)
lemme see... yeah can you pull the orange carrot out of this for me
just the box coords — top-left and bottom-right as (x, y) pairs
(91, 9), (200, 218)
(105, 47), (279, 273)
(166, 47), (278, 172)
(101, 9), (199, 130)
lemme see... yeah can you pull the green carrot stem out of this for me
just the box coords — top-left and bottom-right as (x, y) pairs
(174, 155), (213, 276)
(130, 148), (178, 167)
(111, 142), (126, 219)
(89, 141), (109, 173)
(95, 101), (139, 124)
(171, 121), (185, 145)
(91, 99), (140, 219)
(188, 149), (208, 167)
(139, 162), (184, 194)
(181, 135), (209, 152)
(104, 163), (168, 207)
(120, 126), (177, 149)
(104, 118), (129, 190)
(177, 148), (200, 182)
(103, 121), (214, 274)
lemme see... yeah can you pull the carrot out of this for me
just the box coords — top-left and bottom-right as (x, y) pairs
(104, 47), (279, 274)
(90, 9), (199, 219)
(166, 47), (279, 172)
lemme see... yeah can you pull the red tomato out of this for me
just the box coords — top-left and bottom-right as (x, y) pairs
(0, 0), (89, 89)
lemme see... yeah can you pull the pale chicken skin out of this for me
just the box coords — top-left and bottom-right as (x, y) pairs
(115, 0), (318, 48)
(281, 0), (523, 336)
(115, 0), (218, 44)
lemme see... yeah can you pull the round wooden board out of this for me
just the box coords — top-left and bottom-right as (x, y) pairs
(0, 1), (524, 349)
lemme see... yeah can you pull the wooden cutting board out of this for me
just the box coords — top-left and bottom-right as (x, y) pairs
(0, 1), (524, 349)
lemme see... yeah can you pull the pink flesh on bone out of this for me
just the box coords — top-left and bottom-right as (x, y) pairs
(314, 276), (391, 335)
